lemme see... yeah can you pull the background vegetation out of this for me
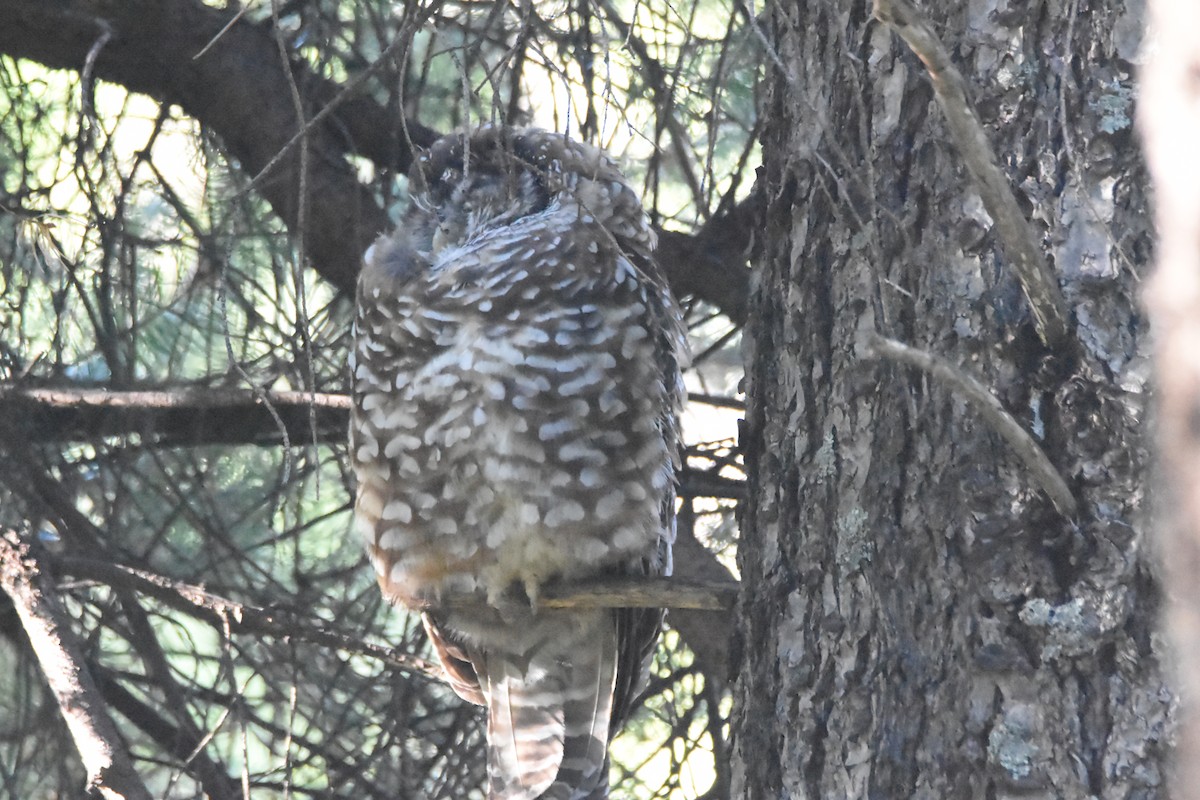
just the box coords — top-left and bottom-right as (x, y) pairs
(0, 1), (756, 797)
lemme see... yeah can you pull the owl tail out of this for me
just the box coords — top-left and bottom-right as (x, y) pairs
(483, 610), (619, 800)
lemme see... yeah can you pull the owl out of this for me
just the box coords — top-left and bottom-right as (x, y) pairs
(349, 126), (685, 800)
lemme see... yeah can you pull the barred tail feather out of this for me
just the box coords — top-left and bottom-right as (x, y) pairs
(483, 610), (618, 800)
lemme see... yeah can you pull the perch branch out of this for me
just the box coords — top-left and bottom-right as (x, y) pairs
(0, 531), (154, 800)
(539, 577), (738, 611)
(866, 333), (1077, 517)
(873, 0), (1072, 350)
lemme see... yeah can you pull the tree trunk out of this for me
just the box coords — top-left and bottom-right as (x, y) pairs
(734, 0), (1169, 797)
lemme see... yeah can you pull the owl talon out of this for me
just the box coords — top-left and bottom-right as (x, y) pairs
(524, 578), (540, 613)
(485, 582), (535, 623)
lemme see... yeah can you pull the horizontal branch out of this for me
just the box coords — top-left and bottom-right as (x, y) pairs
(0, 383), (746, 499)
(866, 333), (1077, 517)
(873, 0), (1072, 350)
(539, 576), (738, 611)
(678, 468), (747, 500)
(0, 384), (349, 445)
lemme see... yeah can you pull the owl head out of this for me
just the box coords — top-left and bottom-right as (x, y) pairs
(406, 125), (655, 258)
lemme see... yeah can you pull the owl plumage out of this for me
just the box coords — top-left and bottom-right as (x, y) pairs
(350, 126), (685, 800)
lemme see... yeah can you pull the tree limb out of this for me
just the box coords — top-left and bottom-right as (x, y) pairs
(0, 0), (429, 295)
(873, 0), (1072, 350)
(0, 0), (755, 321)
(0, 384), (748, 500)
(866, 333), (1077, 517)
(656, 190), (760, 325)
(0, 384), (350, 445)
(0, 530), (154, 800)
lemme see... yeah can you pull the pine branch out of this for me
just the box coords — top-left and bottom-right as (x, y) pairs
(873, 0), (1072, 350)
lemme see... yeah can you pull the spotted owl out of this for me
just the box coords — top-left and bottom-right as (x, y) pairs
(349, 126), (686, 800)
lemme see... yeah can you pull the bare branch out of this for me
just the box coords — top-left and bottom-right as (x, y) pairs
(55, 556), (444, 682)
(865, 333), (1078, 517)
(0, 530), (153, 800)
(0, 384), (349, 445)
(872, 0), (1072, 350)
(539, 577), (737, 611)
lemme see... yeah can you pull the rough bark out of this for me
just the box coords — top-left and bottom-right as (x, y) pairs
(735, 0), (1166, 797)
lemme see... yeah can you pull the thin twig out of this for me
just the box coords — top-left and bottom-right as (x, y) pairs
(55, 556), (444, 682)
(0, 531), (154, 800)
(242, 1), (443, 195)
(866, 333), (1078, 517)
(873, 0), (1072, 350)
(193, 3), (252, 61)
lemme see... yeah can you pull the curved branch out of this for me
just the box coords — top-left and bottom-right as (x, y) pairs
(873, 0), (1072, 350)
(0, 0), (436, 295)
(0, 531), (154, 800)
(866, 333), (1078, 517)
(0, 0), (754, 320)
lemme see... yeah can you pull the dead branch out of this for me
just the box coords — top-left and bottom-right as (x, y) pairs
(54, 556), (444, 682)
(872, 0), (1072, 350)
(0, 530), (153, 800)
(0, 384), (349, 445)
(539, 576), (737, 611)
(866, 333), (1077, 517)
